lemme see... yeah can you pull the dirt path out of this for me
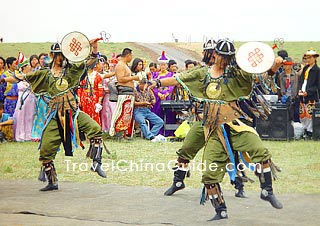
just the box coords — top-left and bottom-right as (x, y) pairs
(1, 179), (319, 226)
(135, 43), (201, 70)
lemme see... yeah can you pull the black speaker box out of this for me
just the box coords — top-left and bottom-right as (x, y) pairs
(312, 108), (320, 140)
(256, 104), (294, 140)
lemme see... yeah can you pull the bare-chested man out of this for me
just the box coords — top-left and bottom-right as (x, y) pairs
(109, 48), (141, 137)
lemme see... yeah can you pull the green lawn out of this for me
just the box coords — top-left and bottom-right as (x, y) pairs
(1, 41), (320, 194)
(0, 138), (319, 194)
(1, 41), (320, 64)
(0, 42), (154, 62)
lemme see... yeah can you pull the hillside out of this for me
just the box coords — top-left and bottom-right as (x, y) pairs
(1, 41), (320, 64)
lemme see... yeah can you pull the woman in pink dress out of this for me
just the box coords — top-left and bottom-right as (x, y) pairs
(100, 61), (116, 133)
(13, 54), (36, 141)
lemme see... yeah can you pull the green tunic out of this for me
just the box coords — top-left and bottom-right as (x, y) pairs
(25, 63), (85, 96)
(177, 66), (271, 184)
(25, 63), (102, 161)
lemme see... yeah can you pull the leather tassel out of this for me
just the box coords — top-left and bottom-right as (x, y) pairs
(254, 88), (272, 110)
(244, 100), (261, 118)
(103, 141), (111, 154)
(251, 98), (268, 120)
(270, 160), (282, 181)
(38, 166), (47, 182)
(202, 102), (209, 126)
(215, 104), (220, 129)
(254, 91), (272, 116)
(232, 101), (253, 123)
(200, 186), (207, 205)
(256, 78), (270, 94)
(86, 140), (94, 159)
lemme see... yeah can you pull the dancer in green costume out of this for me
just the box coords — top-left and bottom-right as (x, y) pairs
(152, 38), (283, 220)
(1, 39), (107, 191)
(164, 39), (249, 199)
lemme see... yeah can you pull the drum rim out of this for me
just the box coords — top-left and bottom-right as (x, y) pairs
(61, 31), (91, 62)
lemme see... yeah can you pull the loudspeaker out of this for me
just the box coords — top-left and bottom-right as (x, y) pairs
(256, 104), (294, 140)
(312, 108), (320, 140)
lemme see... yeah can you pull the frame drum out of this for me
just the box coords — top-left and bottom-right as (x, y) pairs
(61, 31), (91, 62)
(236, 42), (275, 74)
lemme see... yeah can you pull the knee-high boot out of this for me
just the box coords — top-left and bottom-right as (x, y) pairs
(205, 183), (228, 221)
(233, 176), (248, 198)
(87, 138), (106, 178)
(258, 161), (283, 209)
(38, 161), (58, 191)
(164, 159), (189, 196)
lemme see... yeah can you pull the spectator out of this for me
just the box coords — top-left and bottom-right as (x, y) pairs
(0, 56), (6, 102)
(0, 101), (14, 142)
(109, 48), (140, 139)
(274, 49), (289, 97)
(29, 54), (40, 71)
(147, 62), (158, 81)
(131, 58), (147, 86)
(152, 51), (176, 136)
(77, 56), (104, 126)
(278, 57), (300, 122)
(185, 59), (195, 71)
(0, 57), (18, 116)
(298, 48), (320, 138)
(168, 59), (178, 73)
(13, 53), (36, 141)
(133, 78), (163, 140)
(39, 53), (49, 68)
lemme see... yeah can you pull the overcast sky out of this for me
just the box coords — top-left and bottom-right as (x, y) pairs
(2, 0), (319, 43)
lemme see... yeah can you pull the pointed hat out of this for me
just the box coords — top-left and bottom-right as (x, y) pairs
(157, 51), (169, 63)
(17, 52), (29, 68)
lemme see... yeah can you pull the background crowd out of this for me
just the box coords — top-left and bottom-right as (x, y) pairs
(0, 45), (319, 143)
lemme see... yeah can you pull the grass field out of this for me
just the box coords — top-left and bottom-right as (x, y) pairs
(0, 138), (319, 194)
(0, 42), (154, 63)
(1, 41), (319, 195)
(166, 41), (320, 63)
(1, 41), (320, 65)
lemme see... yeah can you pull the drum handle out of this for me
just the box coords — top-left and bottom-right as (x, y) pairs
(94, 31), (111, 43)
(272, 38), (284, 50)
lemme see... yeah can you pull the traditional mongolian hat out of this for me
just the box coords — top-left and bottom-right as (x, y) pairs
(214, 39), (236, 56)
(50, 42), (62, 53)
(203, 38), (216, 50)
(16, 52), (29, 68)
(157, 51), (169, 64)
(304, 48), (319, 58)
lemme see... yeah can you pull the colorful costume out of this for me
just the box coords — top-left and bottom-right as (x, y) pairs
(0, 69), (5, 102)
(164, 39), (282, 220)
(152, 51), (176, 136)
(13, 80), (36, 141)
(16, 43), (107, 191)
(164, 38), (251, 198)
(78, 70), (103, 125)
(0, 112), (14, 142)
(298, 50), (320, 136)
(109, 86), (135, 137)
(101, 76), (116, 133)
(1, 70), (19, 116)
(31, 96), (49, 141)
